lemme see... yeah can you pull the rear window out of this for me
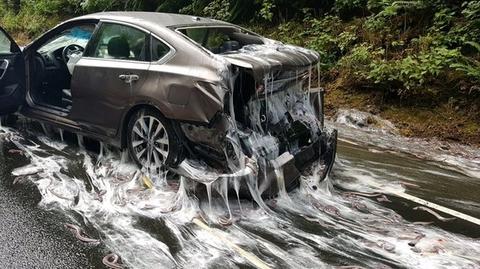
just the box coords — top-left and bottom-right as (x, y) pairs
(177, 26), (264, 54)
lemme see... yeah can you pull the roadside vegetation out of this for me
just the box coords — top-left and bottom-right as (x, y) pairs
(1, 0), (479, 145)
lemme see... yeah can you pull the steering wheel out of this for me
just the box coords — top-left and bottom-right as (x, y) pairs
(62, 44), (84, 63)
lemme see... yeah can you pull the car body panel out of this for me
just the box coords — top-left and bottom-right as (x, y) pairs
(222, 43), (320, 80)
(71, 12), (229, 30)
(70, 57), (150, 137)
(69, 14), (232, 127)
(145, 61), (226, 123)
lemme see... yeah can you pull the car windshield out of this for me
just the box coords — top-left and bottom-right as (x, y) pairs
(38, 25), (94, 53)
(177, 26), (264, 54)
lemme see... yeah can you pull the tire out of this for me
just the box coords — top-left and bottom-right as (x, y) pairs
(127, 109), (184, 170)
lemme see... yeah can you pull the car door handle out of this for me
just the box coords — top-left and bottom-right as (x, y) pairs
(119, 74), (140, 84)
(0, 59), (10, 80)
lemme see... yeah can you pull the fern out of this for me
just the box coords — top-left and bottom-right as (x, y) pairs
(465, 41), (480, 53)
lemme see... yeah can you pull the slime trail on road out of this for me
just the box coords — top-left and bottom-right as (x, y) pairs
(1, 117), (480, 268)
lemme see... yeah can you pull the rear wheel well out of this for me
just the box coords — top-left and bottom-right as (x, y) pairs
(121, 104), (165, 148)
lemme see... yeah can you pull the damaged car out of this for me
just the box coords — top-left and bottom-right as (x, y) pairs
(0, 12), (337, 197)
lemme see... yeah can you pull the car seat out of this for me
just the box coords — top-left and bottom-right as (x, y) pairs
(108, 36), (130, 59)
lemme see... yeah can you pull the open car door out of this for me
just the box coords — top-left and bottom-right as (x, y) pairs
(0, 27), (25, 116)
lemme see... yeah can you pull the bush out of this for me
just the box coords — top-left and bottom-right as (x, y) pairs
(28, 0), (79, 15)
(203, 0), (231, 21)
(368, 47), (461, 96)
(333, 0), (367, 19)
(0, 10), (60, 41)
(0, 0), (82, 41)
(79, 0), (119, 12)
(337, 43), (383, 81)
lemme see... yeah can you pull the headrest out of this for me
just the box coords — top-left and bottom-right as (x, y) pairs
(221, 40), (241, 53)
(108, 36), (130, 59)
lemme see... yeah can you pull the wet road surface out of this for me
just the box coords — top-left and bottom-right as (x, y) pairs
(0, 134), (104, 268)
(0, 115), (479, 268)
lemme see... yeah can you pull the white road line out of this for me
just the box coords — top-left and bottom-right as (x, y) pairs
(391, 191), (480, 226)
(368, 181), (480, 226)
(192, 218), (272, 269)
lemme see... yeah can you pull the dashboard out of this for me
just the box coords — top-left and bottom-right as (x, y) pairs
(40, 47), (65, 69)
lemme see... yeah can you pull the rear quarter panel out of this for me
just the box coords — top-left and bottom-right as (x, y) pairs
(134, 26), (230, 124)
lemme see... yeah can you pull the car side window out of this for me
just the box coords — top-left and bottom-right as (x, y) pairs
(0, 30), (12, 54)
(88, 23), (148, 61)
(37, 24), (96, 54)
(151, 37), (171, 61)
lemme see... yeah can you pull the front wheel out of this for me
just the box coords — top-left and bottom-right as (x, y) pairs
(127, 109), (184, 170)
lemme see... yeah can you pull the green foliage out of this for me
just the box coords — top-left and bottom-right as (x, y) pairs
(1, 0), (479, 100)
(451, 61), (480, 85)
(0, 1), (67, 40)
(462, 1), (480, 21)
(304, 16), (344, 68)
(79, 0), (119, 12)
(256, 0), (275, 21)
(333, 0), (367, 19)
(367, 0), (390, 12)
(458, 1), (480, 42)
(368, 47), (461, 96)
(24, 0), (77, 15)
(337, 29), (357, 52)
(337, 43), (383, 80)
(430, 7), (455, 32)
(154, 0), (187, 12)
(274, 22), (305, 46)
(203, 0), (230, 21)
(451, 42), (480, 86)
(465, 41), (480, 53)
(178, 0), (209, 15)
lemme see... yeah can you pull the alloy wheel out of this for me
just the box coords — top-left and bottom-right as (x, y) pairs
(131, 115), (169, 169)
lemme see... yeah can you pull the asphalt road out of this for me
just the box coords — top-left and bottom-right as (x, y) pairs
(1, 121), (479, 268)
(0, 140), (103, 269)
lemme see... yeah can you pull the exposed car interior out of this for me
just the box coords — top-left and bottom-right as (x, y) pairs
(31, 24), (96, 111)
(177, 26), (264, 54)
(30, 22), (153, 113)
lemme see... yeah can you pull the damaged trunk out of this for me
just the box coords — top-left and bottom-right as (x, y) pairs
(178, 44), (337, 198)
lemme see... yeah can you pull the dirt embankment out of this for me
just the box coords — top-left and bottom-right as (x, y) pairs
(325, 87), (480, 147)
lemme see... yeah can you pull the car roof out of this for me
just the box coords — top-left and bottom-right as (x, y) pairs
(74, 11), (230, 29)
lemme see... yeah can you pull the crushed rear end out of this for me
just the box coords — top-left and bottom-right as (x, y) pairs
(175, 42), (337, 198)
